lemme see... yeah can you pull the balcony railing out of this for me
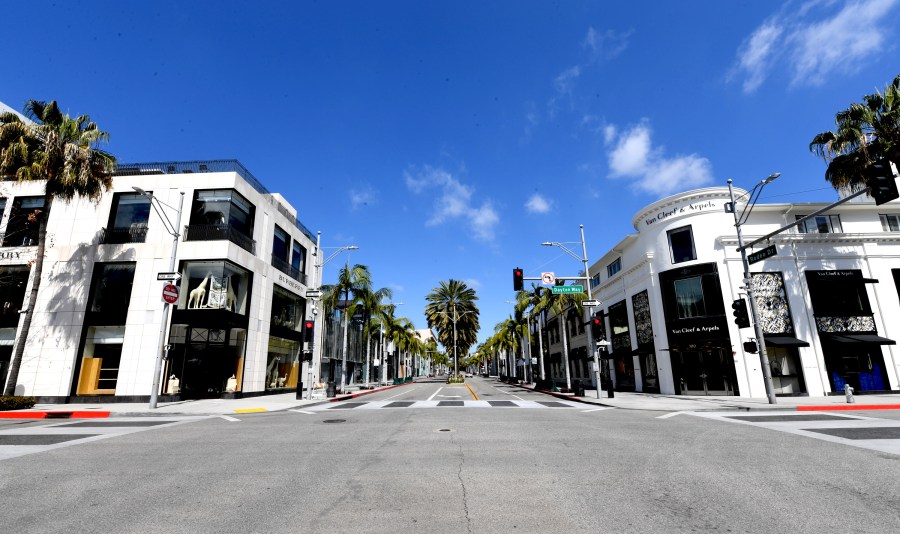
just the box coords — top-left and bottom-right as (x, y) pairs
(99, 224), (148, 244)
(271, 254), (308, 284)
(183, 224), (256, 254)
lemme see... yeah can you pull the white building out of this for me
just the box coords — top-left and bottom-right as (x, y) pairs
(1, 160), (322, 401)
(544, 185), (900, 397)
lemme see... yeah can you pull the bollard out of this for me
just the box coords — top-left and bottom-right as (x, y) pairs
(844, 383), (855, 404)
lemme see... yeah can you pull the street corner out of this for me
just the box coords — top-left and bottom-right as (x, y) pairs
(0, 410), (111, 419)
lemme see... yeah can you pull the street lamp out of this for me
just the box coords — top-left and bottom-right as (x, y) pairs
(375, 301), (403, 386)
(542, 225), (602, 398)
(304, 233), (358, 400)
(436, 308), (476, 377)
(133, 187), (185, 410)
(728, 173), (780, 405)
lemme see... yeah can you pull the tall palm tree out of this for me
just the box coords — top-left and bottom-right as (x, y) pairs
(547, 288), (586, 390)
(425, 279), (480, 376)
(358, 285), (392, 386)
(321, 263), (372, 392)
(810, 73), (900, 193)
(0, 101), (116, 395)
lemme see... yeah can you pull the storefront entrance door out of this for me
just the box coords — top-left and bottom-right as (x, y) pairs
(677, 348), (734, 396)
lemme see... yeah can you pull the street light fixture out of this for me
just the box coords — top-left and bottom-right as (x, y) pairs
(728, 173), (780, 405)
(132, 187), (185, 410)
(542, 225), (602, 398)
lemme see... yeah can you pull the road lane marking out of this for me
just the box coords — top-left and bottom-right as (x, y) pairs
(385, 387), (418, 401)
(580, 407), (612, 413)
(427, 387), (443, 401)
(466, 383), (479, 400)
(657, 412), (685, 419)
(218, 415), (241, 422)
(288, 410), (315, 415)
(234, 408), (267, 413)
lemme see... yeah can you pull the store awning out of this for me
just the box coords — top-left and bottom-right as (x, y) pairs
(764, 336), (810, 348)
(821, 333), (896, 345)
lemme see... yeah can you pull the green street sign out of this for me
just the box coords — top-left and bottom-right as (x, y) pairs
(552, 285), (583, 294)
(748, 245), (777, 265)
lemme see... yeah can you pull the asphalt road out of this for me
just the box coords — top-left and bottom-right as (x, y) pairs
(2, 376), (899, 534)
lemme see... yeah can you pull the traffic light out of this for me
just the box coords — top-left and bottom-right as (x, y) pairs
(743, 341), (758, 354)
(304, 319), (315, 343)
(513, 267), (523, 291)
(555, 278), (565, 286)
(732, 298), (750, 328)
(590, 313), (603, 339)
(867, 159), (899, 205)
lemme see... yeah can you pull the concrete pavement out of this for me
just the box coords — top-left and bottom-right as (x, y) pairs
(3, 378), (899, 417)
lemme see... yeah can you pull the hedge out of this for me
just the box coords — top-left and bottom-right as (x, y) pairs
(0, 396), (36, 411)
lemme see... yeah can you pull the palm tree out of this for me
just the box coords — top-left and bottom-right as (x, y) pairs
(809, 73), (900, 193)
(358, 285), (392, 387)
(321, 263), (372, 392)
(425, 279), (480, 377)
(0, 101), (116, 395)
(547, 288), (586, 390)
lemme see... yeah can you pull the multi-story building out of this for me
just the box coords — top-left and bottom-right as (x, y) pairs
(543, 185), (900, 397)
(1, 160), (324, 401)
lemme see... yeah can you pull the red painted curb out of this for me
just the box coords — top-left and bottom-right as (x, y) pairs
(0, 411), (111, 419)
(797, 404), (900, 411)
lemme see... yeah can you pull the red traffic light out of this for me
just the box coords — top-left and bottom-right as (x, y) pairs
(513, 267), (524, 291)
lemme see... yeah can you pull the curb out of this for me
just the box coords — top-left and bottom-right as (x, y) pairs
(0, 410), (111, 419)
(797, 404), (900, 411)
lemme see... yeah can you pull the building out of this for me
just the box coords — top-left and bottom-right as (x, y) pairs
(544, 185), (900, 397)
(1, 160), (323, 401)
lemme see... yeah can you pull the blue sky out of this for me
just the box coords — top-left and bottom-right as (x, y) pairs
(3, 1), (899, 347)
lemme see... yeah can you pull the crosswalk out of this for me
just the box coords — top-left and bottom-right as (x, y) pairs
(309, 400), (586, 411)
(689, 411), (900, 456)
(0, 417), (203, 461)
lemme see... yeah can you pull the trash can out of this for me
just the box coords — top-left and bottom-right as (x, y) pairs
(606, 380), (615, 399)
(326, 381), (336, 398)
(572, 379), (585, 397)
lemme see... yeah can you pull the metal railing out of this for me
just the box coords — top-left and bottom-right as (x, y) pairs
(99, 225), (148, 244)
(271, 254), (308, 284)
(183, 224), (256, 254)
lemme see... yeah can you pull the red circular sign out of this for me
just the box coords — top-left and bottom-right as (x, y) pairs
(162, 283), (179, 304)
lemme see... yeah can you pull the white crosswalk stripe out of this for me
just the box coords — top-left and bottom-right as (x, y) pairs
(0, 417), (205, 461)
(305, 400), (588, 411)
(687, 410), (900, 456)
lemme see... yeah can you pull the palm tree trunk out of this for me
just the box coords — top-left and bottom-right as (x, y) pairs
(560, 315), (572, 391)
(3, 196), (53, 396)
(537, 313), (546, 381)
(340, 303), (349, 393)
(364, 324), (371, 387)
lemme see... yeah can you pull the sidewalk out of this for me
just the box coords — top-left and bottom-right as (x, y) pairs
(0, 382), (403, 418)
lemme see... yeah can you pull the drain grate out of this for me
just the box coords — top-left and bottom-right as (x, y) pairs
(321, 419), (346, 424)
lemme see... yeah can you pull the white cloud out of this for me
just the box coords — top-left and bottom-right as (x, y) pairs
(525, 194), (552, 214)
(582, 27), (632, 62)
(349, 187), (376, 209)
(404, 166), (500, 242)
(606, 122), (714, 196)
(463, 278), (482, 290)
(553, 66), (581, 95)
(732, 0), (899, 93)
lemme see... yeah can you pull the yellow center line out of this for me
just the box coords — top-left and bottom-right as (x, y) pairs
(465, 382), (479, 400)
(234, 408), (268, 413)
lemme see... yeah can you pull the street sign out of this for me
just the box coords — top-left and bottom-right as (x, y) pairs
(582, 299), (600, 307)
(306, 289), (322, 298)
(161, 284), (179, 304)
(552, 285), (583, 294)
(748, 245), (777, 265)
(156, 272), (182, 281)
(541, 272), (555, 285)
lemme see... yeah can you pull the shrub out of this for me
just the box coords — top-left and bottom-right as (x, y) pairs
(0, 396), (36, 410)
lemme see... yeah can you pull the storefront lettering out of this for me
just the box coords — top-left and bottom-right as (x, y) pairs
(0, 251), (23, 260)
(277, 274), (304, 295)
(645, 201), (719, 226)
(670, 325), (721, 335)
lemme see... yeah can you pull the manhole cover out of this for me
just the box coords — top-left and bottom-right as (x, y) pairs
(322, 419), (346, 424)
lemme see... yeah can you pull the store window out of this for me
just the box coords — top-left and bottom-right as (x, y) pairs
(2, 196), (45, 247)
(75, 326), (125, 395)
(271, 285), (305, 332)
(103, 192), (151, 244)
(673, 276), (707, 319)
(265, 337), (300, 391)
(89, 263), (136, 318)
(180, 260), (251, 314)
(667, 226), (696, 264)
(796, 214), (842, 234)
(0, 266), (29, 327)
(607, 258), (622, 278)
(879, 214), (900, 232)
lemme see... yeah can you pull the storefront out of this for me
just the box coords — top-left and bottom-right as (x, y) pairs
(608, 300), (636, 391)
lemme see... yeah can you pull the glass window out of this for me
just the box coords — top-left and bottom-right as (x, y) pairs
(265, 337), (300, 391)
(673, 276), (707, 319)
(292, 242), (306, 274)
(667, 226), (696, 264)
(189, 189), (255, 237)
(75, 326), (125, 395)
(880, 214), (900, 232)
(3, 196), (45, 247)
(0, 266), (29, 325)
(590, 274), (600, 289)
(180, 260), (251, 314)
(607, 258), (622, 278)
(0, 198), (7, 220)
(105, 192), (151, 243)
(89, 263), (136, 317)
(272, 225), (289, 262)
(796, 214), (842, 234)
(271, 285), (305, 331)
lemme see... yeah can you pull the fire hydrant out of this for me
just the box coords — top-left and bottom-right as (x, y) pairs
(844, 383), (855, 404)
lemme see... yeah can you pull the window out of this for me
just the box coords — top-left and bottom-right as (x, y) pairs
(607, 258), (622, 278)
(796, 214), (842, 234)
(673, 276), (707, 319)
(292, 241), (306, 279)
(0, 266), (28, 327)
(880, 214), (900, 232)
(180, 260), (251, 314)
(2, 196), (45, 247)
(88, 263), (136, 317)
(667, 226), (696, 264)
(186, 189), (256, 252)
(271, 285), (305, 331)
(104, 192), (151, 243)
(590, 274), (600, 289)
(0, 198), (6, 220)
(272, 225), (289, 262)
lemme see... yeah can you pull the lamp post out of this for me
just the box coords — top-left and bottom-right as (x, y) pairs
(374, 301), (403, 387)
(437, 308), (476, 377)
(728, 173), (780, 405)
(133, 187), (185, 410)
(305, 235), (358, 400)
(542, 225), (601, 398)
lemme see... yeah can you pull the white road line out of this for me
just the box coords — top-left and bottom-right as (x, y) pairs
(581, 407), (612, 413)
(385, 387), (418, 401)
(657, 411), (685, 419)
(427, 387), (443, 401)
(288, 409), (315, 415)
(217, 415), (240, 422)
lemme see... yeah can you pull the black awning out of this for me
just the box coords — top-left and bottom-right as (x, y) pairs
(821, 333), (896, 345)
(764, 335), (810, 348)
